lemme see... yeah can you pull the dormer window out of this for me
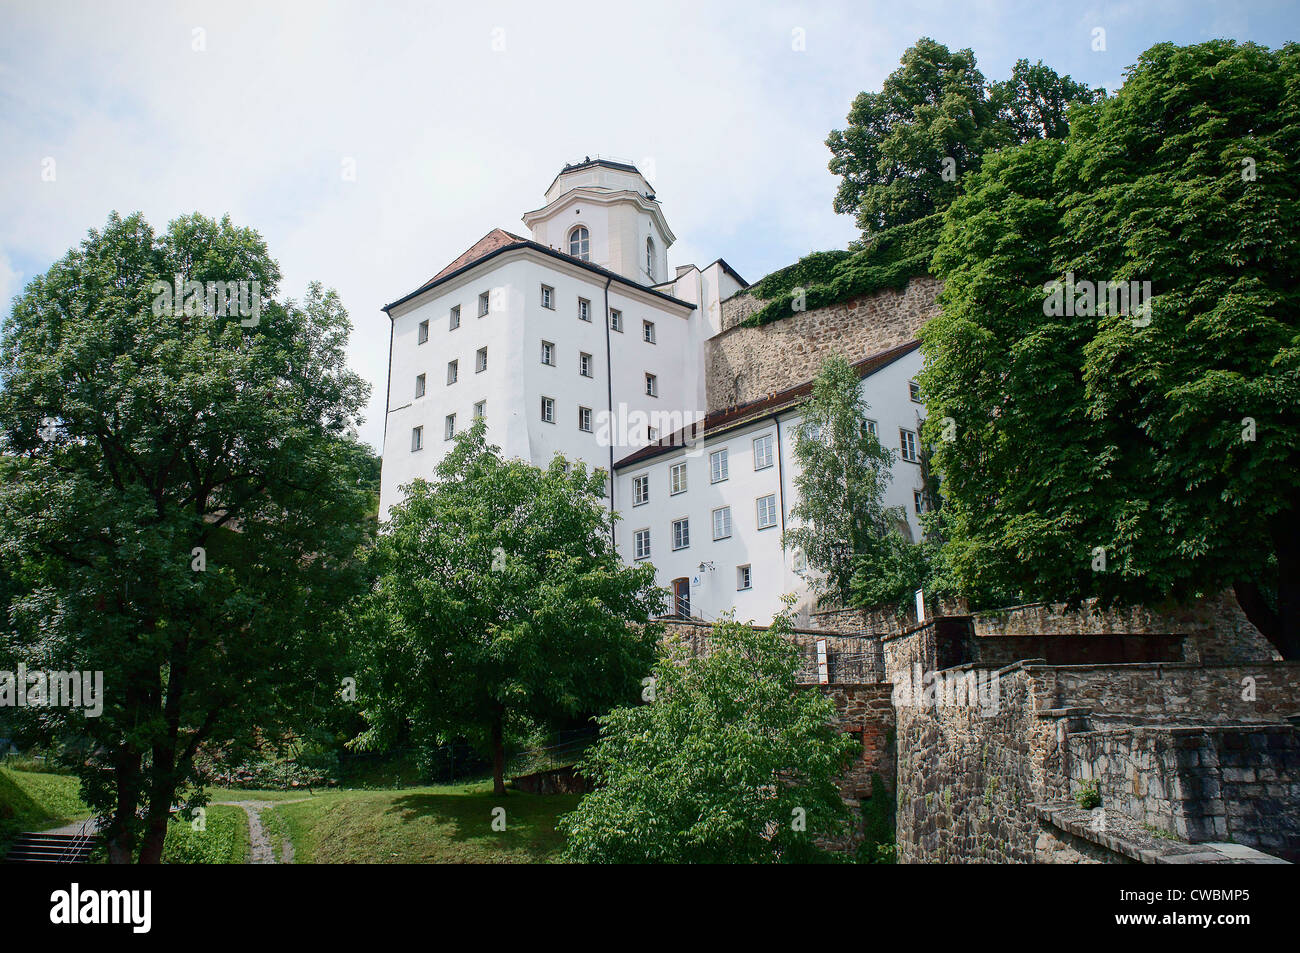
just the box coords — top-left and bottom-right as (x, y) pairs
(646, 237), (655, 280)
(569, 226), (590, 261)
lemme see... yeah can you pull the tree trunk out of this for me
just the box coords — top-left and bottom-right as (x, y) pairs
(105, 749), (141, 864)
(136, 809), (170, 865)
(491, 707), (507, 796)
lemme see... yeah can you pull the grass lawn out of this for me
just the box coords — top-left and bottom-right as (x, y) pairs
(268, 782), (580, 863)
(0, 766), (92, 851)
(161, 804), (249, 864)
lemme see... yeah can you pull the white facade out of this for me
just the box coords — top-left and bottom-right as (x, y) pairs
(379, 159), (926, 625)
(612, 347), (927, 624)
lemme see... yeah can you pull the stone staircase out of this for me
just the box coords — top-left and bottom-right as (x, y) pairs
(3, 831), (97, 864)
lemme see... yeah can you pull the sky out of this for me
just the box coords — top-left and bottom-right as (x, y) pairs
(2, 0), (1296, 450)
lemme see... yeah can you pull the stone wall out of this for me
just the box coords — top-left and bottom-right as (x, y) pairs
(706, 276), (940, 411)
(971, 592), (1279, 665)
(657, 617), (883, 684)
(821, 683), (897, 801)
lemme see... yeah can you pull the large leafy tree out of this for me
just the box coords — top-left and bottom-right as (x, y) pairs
(827, 38), (1099, 238)
(355, 419), (663, 795)
(921, 40), (1300, 658)
(559, 609), (856, 863)
(0, 212), (373, 861)
(785, 354), (900, 606)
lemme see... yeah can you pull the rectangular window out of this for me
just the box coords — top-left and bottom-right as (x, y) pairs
(633, 528), (651, 561)
(645, 373), (658, 397)
(478, 291), (490, 316)
(863, 418), (878, 438)
(632, 474), (649, 506)
(476, 347), (488, 373)
(447, 360), (458, 385)
(541, 340), (555, 366)
(909, 380), (922, 403)
(900, 428), (918, 463)
(756, 494), (778, 529)
(737, 565), (752, 591)
(578, 406), (593, 432)
(444, 414), (456, 440)
(914, 490), (925, 515)
(669, 462), (687, 495)
(753, 433), (774, 470)
(672, 518), (690, 551)
(449, 305), (461, 330)
(578, 298), (591, 322)
(417, 319), (429, 344)
(642, 320), (656, 343)
(414, 373), (426, 398)
(541, 396), (555, 423)
(710, 448), (729, 483)
(712, 506), (732, 541)
(608, 308), (623, 332)
(540, 285), (554, 309)
(474, 400), (486, 419)
(410, 426), (423, 452)
(579, 352), (593, 377)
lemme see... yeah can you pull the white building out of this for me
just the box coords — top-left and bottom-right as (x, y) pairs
(379, 158), (927, 623)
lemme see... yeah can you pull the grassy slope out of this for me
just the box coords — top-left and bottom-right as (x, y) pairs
(0, 767), (91, 850)
(270, 782), (579, 864)
(160, 804), (249, 864)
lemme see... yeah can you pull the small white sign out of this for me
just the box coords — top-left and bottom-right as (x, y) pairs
(915, 588), (926, 623)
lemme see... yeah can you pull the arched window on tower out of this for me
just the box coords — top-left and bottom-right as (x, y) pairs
(646, 236), (656, 281)
(568, 226), (589, 261)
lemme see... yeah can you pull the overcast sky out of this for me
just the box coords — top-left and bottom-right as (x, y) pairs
(2, 0), (1296, 450)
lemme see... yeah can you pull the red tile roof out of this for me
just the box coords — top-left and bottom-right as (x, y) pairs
(613, 339), (921, 470)
(424, 228), (527, 287)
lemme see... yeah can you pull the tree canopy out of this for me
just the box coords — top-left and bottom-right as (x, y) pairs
(919, 40), (1300, 658)
(354, 419), (663, 794)
(0, 211), (373, 861)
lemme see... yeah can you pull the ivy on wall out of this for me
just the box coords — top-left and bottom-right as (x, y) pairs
(738, 212), (943, 328)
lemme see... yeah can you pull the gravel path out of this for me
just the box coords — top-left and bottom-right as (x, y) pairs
(212, 798), (311, 864)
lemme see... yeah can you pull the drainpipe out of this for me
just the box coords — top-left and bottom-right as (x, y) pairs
(602, 275), (615, 543)
(381, 309), (395, 447)
(775, 412), (787, 536)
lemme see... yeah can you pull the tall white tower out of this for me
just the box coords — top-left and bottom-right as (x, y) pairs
(521, 158), (675, 286)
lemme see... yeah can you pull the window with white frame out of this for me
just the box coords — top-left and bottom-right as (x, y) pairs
(579, 352), (593, 377)
(672, 518), (690, 551)
(632, 474), (649, 506)
(633, 528), (651, 560)
(900, 428), (919, 462)
(473, 400), (486, 419)
(709, 448), (729, 483)
(753, 433), (774, 470)
(540, 285), (554, 310)
(712, 506), (732, 540)
(478, 291), (490, 316)
(476, 347), (487, 373)
(447, 360), (458, 385)
(541, 340), (555, 366)
(449, 305), (460, 330)
(569, 226), (589, 261)
(414, 373), (426, 398)
(608, 308), (623, 332)
(737, 565), (752, 590)
(793, 549), (807, 572)
(645, 373), (658, 397)
(541, 396), (555, 423)
(578, 406), (593, 432)
(418, 319), (429, 344)
(578, 298), (591, 322)
(909, 380), (922, 403)
(642, 320), (656, 343)
(646, 237), (655, 280)
(863, 418), (878, 438)
(914, 490), (925, 515)
(669, 462), (687, 495)
(756, 494), (778, 529)
(444, 414), (456, 440)
(411, 426), (423, 452)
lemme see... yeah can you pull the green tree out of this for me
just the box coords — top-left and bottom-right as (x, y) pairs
(0, 212), (373, 861)
(559, 608), (857, 863)
(785, 354), (901, 606)
(355, 419), (663, 795)
(921, 40), (1300, 658)
(827, 38), (1098, 238)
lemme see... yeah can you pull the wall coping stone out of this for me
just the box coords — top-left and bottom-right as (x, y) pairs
(1033, 802), (1290, 864)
